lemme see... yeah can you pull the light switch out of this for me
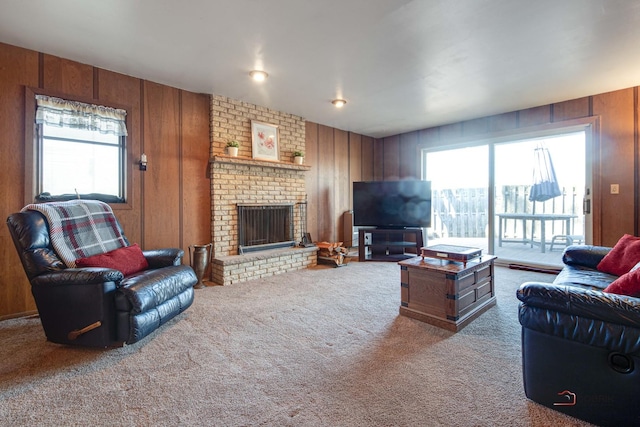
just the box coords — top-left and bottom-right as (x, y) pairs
(611, 184), (620, 194)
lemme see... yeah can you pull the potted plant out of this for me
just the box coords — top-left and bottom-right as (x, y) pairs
(293, 151), (304, 165)
(226, 140), (239, 157)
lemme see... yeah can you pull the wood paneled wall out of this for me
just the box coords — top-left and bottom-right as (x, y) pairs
(370, 88), (640, 246)
(0, 42), (211, 319)
(305, 123), (375, 243)
(0, 44), (39, 319)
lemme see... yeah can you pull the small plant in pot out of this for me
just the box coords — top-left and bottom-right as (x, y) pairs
(293, 151), (304, 165)
(226, 140), (239, 157)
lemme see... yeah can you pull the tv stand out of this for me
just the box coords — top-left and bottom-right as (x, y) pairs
(358, 228), (423, 262)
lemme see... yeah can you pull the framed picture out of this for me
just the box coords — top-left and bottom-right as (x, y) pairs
(251, 120), (279, 161)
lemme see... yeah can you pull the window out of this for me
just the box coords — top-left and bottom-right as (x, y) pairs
(34, 95), (128, 203)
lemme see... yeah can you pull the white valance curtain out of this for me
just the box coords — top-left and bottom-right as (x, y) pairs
(35, 94), (128, 136)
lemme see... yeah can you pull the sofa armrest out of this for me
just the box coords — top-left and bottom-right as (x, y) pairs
(143, 248), (185, 268)
(31, 268), (124, 287)
(561, 244), (611, 269)
(517, 281), (640, 328)
(116, 264), (196, 313)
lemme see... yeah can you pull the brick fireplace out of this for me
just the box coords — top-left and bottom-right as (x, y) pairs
(208, 96), (318, 285)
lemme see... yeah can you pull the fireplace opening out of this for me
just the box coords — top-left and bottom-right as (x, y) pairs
(238, 204), (295, 254)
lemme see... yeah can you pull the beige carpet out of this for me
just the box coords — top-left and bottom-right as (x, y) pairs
(0, 262), (594, 426)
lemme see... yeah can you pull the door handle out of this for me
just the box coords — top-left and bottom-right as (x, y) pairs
(583, 198), (591, 214)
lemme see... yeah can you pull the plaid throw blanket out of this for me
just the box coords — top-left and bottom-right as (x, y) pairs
(22, 200), (127, 268)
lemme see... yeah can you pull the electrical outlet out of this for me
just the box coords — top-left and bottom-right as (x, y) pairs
(611, 184), (620, 194)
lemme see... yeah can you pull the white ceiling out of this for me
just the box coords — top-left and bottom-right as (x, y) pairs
(2, 0), (640, 138)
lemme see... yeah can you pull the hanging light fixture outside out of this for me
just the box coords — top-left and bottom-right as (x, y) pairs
(332, 99), (347, 108)
(249, 70), (268, 81)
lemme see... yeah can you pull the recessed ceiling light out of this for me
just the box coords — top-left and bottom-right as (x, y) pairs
(332, 99), (347, 108)
(249, 70), (268, 81)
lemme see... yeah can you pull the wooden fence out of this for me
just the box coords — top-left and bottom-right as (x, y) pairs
(430, 185), (583, 239)
(431, 188), (488, 238)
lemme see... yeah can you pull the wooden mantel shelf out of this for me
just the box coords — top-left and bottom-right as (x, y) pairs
(210, 155), (311, 171)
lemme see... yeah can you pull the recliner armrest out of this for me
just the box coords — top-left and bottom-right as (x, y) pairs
(143, 248), (185, 268)
(561, 244), (611, 269)
(517, 281), (640, 328)
(31, 267), (124, 287)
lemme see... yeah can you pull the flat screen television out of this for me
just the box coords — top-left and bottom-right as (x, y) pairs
(352, 180), (432, 228)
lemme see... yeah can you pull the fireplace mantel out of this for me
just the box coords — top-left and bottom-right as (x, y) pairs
(210, 155), (311, 171)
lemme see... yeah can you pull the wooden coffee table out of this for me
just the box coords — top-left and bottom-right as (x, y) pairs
(398, 254), (497, 332)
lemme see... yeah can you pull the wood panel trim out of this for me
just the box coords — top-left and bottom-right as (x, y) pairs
(399, 131), (419, 179)
(590, 115), (602, 245)
(361, 135), (374, 181)
(178, 90), (184, 249)
(373, 138), (384, 180)
(317, 124), (336, 241)
(304, 122), (319, 241)
(38, 52), (44, 88)
(383, 135), (400, 180)
(23, 87), (36, 207)
(139, 79), (146, 248)
(633, 86), (640, 236)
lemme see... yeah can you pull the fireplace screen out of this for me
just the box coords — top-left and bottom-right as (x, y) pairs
(237, 204), (295, 254)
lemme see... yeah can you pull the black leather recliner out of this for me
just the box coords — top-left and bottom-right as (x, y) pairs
(7, 208), (197, 348)
(517, 245), (640, 426)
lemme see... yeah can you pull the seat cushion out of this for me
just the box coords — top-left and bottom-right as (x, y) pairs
(553, 264), (618, 291)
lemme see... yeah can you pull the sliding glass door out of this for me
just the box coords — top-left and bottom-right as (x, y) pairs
(493, 132), (586, 267)
(423, 129), (589, 269)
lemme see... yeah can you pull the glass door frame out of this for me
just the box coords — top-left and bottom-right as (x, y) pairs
(421, 116), (599, 264)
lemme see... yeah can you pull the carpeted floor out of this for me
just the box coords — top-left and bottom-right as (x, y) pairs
(0, 262), (594, 426)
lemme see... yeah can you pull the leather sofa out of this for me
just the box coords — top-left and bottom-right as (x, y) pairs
(7, 208), (196, 348)
(517, 245), (640, 426)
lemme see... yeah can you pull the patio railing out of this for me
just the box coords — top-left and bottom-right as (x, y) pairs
(430, 185), (584, 240)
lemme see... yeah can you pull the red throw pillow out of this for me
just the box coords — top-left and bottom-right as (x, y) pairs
(75, 243), (149, 276)
(597, 234), (640, 276)
(604, 269), (640, 297)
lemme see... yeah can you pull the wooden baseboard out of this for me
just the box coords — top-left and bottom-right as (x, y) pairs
(0, 310), (38, 322)
(507, 263), (561, 275)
